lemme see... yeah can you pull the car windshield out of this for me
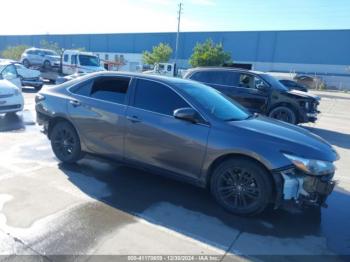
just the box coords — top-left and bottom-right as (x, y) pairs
(79, 55), (99, 67)
(176, 81), (251, 121)
(260, 74), (289, 91)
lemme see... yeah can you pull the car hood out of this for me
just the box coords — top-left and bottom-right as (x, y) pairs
(287, 89), (321, 101)
(0, 80), (18, 95)
(230, 115), (338, 162)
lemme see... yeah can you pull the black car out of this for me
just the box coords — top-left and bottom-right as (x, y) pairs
(279, 79), (308, 92)
(184, 68), (319, 124)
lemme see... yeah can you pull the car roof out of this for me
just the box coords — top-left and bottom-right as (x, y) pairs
(186, 67), (265, 75)
(80, 71), (195, 86)
(26, 47), (56, 52)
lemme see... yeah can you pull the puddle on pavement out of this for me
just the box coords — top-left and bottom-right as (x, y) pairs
(58, 159), (350, 255)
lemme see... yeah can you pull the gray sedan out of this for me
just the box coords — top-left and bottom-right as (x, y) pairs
(35, 72), (339, 216)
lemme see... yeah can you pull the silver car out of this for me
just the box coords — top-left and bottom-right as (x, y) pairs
(35, 72), (339, 216)
(21, 48), (60, 69)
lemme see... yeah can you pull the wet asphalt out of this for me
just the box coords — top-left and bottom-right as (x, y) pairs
(0, 87), (349, 260)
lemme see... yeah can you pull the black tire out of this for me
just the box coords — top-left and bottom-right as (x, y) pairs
(43, 60), (51, 70)
(50, 121), (83, 163)
(34, 85), (43, 91)
(210, 158), (273, 216)
(268, 106), (297, 124)
(22, 59), (30, 68)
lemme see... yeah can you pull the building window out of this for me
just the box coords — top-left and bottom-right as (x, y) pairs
(105, 54), (109, 61)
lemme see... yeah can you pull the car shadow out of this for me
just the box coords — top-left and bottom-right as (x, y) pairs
(58, 158), (350, 255)
(305, 127), (350, 149)
(0, 113), (25, 132)
(22, 87), (39, 93)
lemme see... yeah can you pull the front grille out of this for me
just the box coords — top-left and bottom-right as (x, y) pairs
(0, 104), (21, 110)
(0, 94), (13, 99)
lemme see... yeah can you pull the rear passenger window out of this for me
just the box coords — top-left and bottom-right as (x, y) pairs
(90, 77), (130, 104)
(71, 55), (77, 65)
(134, 79), (189, 116)
(70, 80), (93, 97)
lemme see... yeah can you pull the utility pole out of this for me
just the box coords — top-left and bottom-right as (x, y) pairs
(174, 2), (183, 67)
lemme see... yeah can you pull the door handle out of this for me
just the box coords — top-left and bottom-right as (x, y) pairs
(69, 100), (81, 107)
(126, 115), (141, 123)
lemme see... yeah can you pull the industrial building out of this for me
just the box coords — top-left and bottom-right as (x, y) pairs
(1, 29), (350, 88)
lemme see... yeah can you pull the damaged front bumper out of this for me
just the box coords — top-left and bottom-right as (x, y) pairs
(273, 168), (336, 208)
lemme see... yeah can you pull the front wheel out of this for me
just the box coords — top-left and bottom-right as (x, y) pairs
(50, 121), (83, 163)
(269, 106), (297, 124)
(210, 158), (273, 216)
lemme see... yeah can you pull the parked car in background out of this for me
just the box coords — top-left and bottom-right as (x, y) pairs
(0, 60), (22, 88)
(279, 79), (308, 92)
(0, 79), (24, 115)
(13, 63), (43, 90)
(21, 48), (60, 69)
(184, 68), (320, 125)
(36, 72), (338, 216)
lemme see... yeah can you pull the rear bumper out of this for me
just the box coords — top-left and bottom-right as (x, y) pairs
(274, 168), (335, 208)
(36, 110), (50, 135)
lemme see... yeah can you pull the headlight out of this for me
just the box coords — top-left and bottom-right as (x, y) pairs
(14, 89), (20, 96)
(304, 102), (310, 110)
(283, 153), (335, 176)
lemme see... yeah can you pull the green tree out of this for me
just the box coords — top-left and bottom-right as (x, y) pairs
(142, 43), (173, 65)
(189, 39), (232, 67)
(1, 45), (30, 61)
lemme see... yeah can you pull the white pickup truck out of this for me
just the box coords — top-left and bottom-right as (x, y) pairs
(39, 50), (105, 83)
(61, 50), (105, 75)
(143, 63), (176, 77)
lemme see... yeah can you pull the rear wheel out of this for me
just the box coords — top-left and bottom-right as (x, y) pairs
(210, 158), (272, 216)
(43, 60), (51, 70)
(269, 106), (297, 124)
(50, 121), (83, 163)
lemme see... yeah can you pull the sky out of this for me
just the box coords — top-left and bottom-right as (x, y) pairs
(0, 0), (349, 35)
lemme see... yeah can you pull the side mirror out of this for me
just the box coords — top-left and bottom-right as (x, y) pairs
(256, 83), (269, 92)
(173, 107), (200, 124)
